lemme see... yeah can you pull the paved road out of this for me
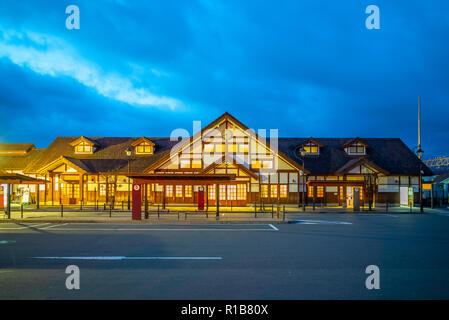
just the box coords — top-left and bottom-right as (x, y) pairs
(1, 211), (449, 299)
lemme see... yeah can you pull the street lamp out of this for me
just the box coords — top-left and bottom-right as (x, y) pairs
(417, 148), (424, 213)
(125, 146), (132, 210)
(299, 148), (306, 211)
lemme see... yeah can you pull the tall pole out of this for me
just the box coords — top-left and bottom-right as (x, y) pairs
(418, 95), (421, 156)
(127, 159), (130, 210)
(420, 163), (423, 213)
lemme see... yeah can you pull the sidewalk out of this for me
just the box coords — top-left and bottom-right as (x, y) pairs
(1, 206), (447, 224)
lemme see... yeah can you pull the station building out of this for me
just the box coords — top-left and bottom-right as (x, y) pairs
(0, 112), (433, 209)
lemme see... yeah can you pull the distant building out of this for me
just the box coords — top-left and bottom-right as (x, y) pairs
(0, 113), (433, 208)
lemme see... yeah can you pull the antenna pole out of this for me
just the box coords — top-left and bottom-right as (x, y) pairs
(418, 95), (421, 158)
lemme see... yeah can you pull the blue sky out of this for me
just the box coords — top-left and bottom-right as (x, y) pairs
(0, 0), (448, 158)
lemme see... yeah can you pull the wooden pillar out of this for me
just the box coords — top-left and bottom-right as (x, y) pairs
(162, 185), (166, 209)
(144, 183), (148, 213)
(105, 176), (109, 204)
(6, 183), (11, 219)
(114, 174), (118, 206)
(36, 183), (40, 210)
(44, 174), (47, 205)
(97, 174), (100, 203)
(79, 174), (84, 205)
(51, 173), (54, 206)
(216, 183), (220, 217)
(58, 174), (62, 205)
(206, 185), (209, 211)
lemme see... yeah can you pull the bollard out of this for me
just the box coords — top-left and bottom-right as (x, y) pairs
(122, 201), (124, 211)
(109, 204), (112, 218)
(61, 204), (64, 218)
(103, 203), (106, 211)
(272, 204), (274, 216)
(21, 204), (23, 219)
(177, 211), (180, 220)
(386, 202), (389, 213)
(206, 210), (208, 218)
(254, 205), (257, 218)
(185, 211), (187, 220)
(80, 201), (83, 212)
(158, 209), (160, 219)
(283, 206), (286, 221)
(96, 200), (98, 211)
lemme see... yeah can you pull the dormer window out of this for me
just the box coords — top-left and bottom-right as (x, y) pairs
(346, 142), (365, 155)
(299, 138), (322, 156)
(70, 136), (98, 155)
(343, 138), (368, 155)
(131, 137), (155, 155)
(136, 141), (153, 154)
(75, 142), (93, 154)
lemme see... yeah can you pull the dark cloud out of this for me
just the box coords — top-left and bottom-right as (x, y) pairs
(0, 0), (448, 157)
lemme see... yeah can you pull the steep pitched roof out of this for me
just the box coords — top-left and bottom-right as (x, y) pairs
(278, 138), (433, 176)
(24, 137), (178, 174)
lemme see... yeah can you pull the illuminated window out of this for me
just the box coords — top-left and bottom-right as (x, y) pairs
(165, 185), (173, 197)
(261, 185), (268, 198)
(100, 184), (106, 195)
(204, 144), (214, 153)
(185, 185), (192, 197)
(192, 160), (202, 168)
(219, 185), (226, 200)
(317, 186), (324, 198)
(280, 184), (288, 198)
(308, 187), (313, 197)
(75, 142), (92, 154)
(227, 144), (237, 153)
(175, 185), (183, 197)
(239, 144), (249, 153)
(303, 145), (319, 154)
(136, 141), (153, 154)
(208, 186), (215, 200)
(227, 185), (237, 200)
(262, 161), (273, 169)
(251, 161), (261, 169)
(180, 160), (191, 168)
(215, 144), (225, 153)
(237, 184), (246, 200)
(270, 185), (278, 198)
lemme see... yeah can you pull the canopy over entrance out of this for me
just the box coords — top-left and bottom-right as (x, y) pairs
(0, 172), (48, 184)
(307, 180), (365, 187)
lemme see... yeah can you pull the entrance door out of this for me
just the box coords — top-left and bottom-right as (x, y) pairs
(346, 186), (353, 208)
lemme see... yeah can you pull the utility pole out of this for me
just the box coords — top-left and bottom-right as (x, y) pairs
(417, 95), (424, 213)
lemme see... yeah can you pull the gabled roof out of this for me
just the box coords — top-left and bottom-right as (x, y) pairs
(278, 138), (433, 176)
(342, 137), (369, 148)
(334, 156), (389, 175)
(145, 112), (306, 173)
(0, 143), (36, 153)
(299, 137), (323, 147)
(69, 136), (100, 147)
(130, 137), (155, 147)
(0, 148), (43, 171)
(24, 137), (178, 174)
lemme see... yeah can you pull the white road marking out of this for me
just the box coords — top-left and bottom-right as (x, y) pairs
(0, 223), (50, 230)
(39, 223), (68, 230)
(269, 224), (279, 231)
(32, 256), (223, 260)
(0, 240), (16, 244)
(291, 220), (353, 225)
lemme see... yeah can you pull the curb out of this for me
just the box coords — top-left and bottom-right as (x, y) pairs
(0, 219), (290, 225)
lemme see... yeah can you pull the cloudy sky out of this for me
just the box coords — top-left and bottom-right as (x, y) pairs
(0, 0), (448, 158)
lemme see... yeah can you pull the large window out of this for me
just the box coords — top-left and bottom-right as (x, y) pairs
(75, 142), (92, 154)
(308, 186), (324, 197)
(180, 159), (191, 169)
(165, 185), (173, 197)
(219, 185), (226, 200)
(136, 141), (153, 154)
(237, 184), (246, 200)
(227, 185), (237, 200)
(185, 185), (192, 197)
(175, 185), (183, 198)
(270, 185), (278, 198)
(208, 186), (215, 200)
(251, 160), (261, 169)
(280, 184), (288, 198)
(261, 185), (269, 198)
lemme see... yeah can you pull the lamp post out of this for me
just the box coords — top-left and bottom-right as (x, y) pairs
(299, 148), (306, 211)
(417, 148), (424, 213)
(125, 147), (132, 210)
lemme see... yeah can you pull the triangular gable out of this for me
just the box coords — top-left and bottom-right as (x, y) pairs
(335, 157), (388, 175)
(342, 137), (369, 148)
(69, 136), (100, 147)
(145, 112), (307, 173)
(201, 156), (259, 180)
(36, 156), (89, 174)
(131, 137), (155, 147)
(299, 137), (323, 147)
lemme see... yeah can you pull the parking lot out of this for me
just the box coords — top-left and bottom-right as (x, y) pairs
(1, 211), (449, 299)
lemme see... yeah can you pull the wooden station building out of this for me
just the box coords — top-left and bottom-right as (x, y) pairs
(0, 112), (433, 209)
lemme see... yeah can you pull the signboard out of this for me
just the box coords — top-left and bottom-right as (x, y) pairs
(198, 187), (205, 211)
(132, 184), (141, 220)
(0, 186), (4, 210)
(353, 188), (360, 211)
